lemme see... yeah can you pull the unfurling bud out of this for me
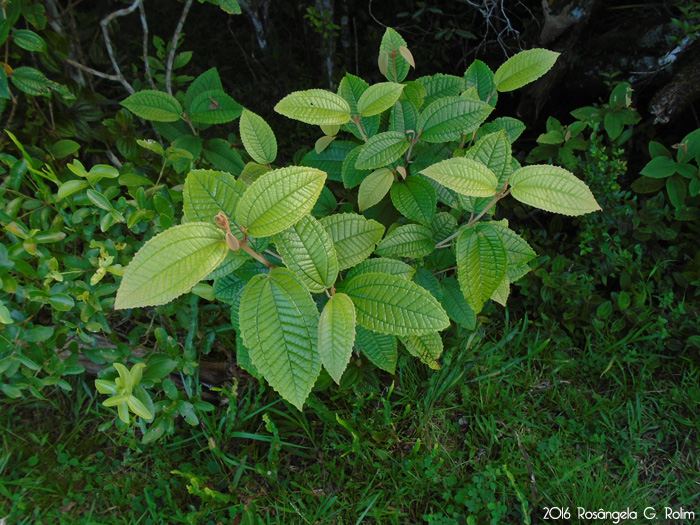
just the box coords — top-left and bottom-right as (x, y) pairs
(226, 232), (240, 251)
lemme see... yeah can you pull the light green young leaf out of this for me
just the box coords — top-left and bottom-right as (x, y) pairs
(235, 166), (327, 238)
(455, 223), (507, 314)
(345, 272), (450, 336)
(375, 224), (434, 259)
(417, 96), (493, 143)
(318, 293), (356, 383)
(509, 165), (601, 216)
(275, 215), (339, 293)
(390, 175), (437, 225)
(379, 28), (411, 83)
(239, 109), (277, 164)
(420, 157), (498, 197)
(402, 332), (443, 370)
(490, 274), (510, 306)
(357, 82), (405, 117)
(239, 268), (321, 410)
(355, 131), (409, 170)
(121, 90), (182, 122)
(115, 223), (227, 309)
(494, 49), (559, 92)
(320, 214), (385, 270)
(358, 168), (394, 211)
(355, 326), (397, 373)
(274, 89), (351, 126)
(188, 89), (242, 124)
(344, 257), (416, 281)
(337, 74), (380, 139)
(183, 169), (247, 223)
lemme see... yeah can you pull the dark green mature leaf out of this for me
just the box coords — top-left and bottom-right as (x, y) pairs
(121, 90), (182, 122)
(189, 89), (242, 124)
(338, 74), (380, 139)
(235, 166), (326, 238)
(275, 215), (338, 292)
(390, 99), (419, 134)
(376, 224), (434, 258)
(318, 293), (356, 383)
(464, 60), (497, 106)
(203, 139), (245, 175)
(115, 223), (228, 309)
(342, 146), (372, 188)
(13, 29), (46, 53)
(417, 96), (493, 143)
(239, 268), (321, 409)
(344, 257), (416, 281)
(345, 272), (450, 336)
(455, 223), (507, 314)
(10, 66), (51, 96)
(466, 131), (511, 185)
(390, 176), (437, 225)
(183, 169), (247, 223)
(440, 278), (476, 330)
(302, 141), (357, 182)
(320, 214), (385, 270)
(355, 326), (397, 373)
(355, 131), (409, 170)
(417, 73), (465, 106)
(185, 67), (223, 110)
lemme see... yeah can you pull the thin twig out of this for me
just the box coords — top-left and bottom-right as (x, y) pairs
(138, 1), (156, 89)
(165, 0), (194, 95)
(64, 58), (122, 81)
(100, 0), (141, 95)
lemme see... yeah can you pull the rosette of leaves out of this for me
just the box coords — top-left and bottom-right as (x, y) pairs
(95, 363), (154, 424)
(115, 28), (600, 410)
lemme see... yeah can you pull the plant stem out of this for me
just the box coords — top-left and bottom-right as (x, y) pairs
(100, 0), (141, 95)
(353, 117), (368, 142)
(240, 241), (274, 268)
(165, 0), (194, 95)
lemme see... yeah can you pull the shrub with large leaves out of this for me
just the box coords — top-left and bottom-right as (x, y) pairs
(116, 29), (600, 409)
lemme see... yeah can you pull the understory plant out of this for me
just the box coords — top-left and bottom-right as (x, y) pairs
(113, 28), (601, 411)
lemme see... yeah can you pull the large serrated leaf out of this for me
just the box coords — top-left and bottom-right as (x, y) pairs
(358, 168), (394, 211)
(274, 89), (351, 126)
(239, 109), (277, 164)
(189, 89), (242, 124)
(115, 223), (227, 309)
(355, 131), (409, 170)
(320, 214), (385, 270)
(380, 28), (411, 83)
(376, 224), (434, 259)
(390, 175), (436, 225)
(417, 73), (466, 106)
(402, 332), (443, 370)
(121, 90), (182, 122)
(345, 257), (416, 281)
(355, 326), (397, 373)
(494, 49), (559, 92)
(464, 60), (498, 106)
(318, 293), (356, 383)
(509, 165), (601, 216)
(455, 223), (507, 314)
(417, 97), (493, 143)
(275, 215), (338, 292)
(345, 272), (449, 336)
(420, 157), (498, 197)
(440, 278), (476, 330)
(235, 166), (326, 237)
(183, 169), (247, 223)
(239, 268), (321, 410)
(357, 82), (405, 117)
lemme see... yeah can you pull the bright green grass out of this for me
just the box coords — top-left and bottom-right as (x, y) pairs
(1, 314), (698, 524)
